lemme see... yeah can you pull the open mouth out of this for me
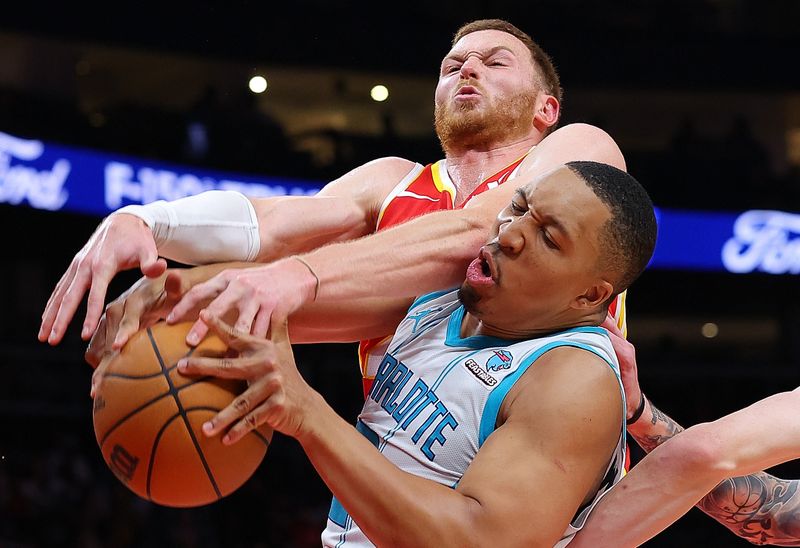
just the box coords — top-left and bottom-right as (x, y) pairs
(480, 257), (491, 277)
(465, 248), (496, 287)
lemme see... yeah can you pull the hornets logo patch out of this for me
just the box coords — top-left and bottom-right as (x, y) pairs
(486, 350), (513, 371)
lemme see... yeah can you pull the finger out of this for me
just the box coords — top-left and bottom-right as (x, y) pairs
(201, 389), (258, 438)
(85, 314), (110, 369)
(39, 263), (78, 341)
(234, 299), (260, 335)
(112, 290), (148, 350)
(167, 279), (223, 324)
(600, 313), (624, 339)
(268, 314), (290, 344)
(139, 246), (167, 278)
(177, 355), (254, 379)
(223, 407), (267, 445)
(185, 318), (210, 347)
(164, 271), (186, 300)
(48, 269), (93, 345)
(199, 310), (253, 352)
(82, 264), (117, 340)
(90, 352), (115, 399)
(252, 308), (271, 339)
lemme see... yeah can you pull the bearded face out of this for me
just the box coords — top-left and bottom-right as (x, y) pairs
(434, 83), (539, 153)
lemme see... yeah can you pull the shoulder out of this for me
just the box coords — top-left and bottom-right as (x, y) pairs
(318, 156), (422, 220)
(501, 345), (622, 442)
(519, 123), (626, 175)
(332, 157), (421, 191)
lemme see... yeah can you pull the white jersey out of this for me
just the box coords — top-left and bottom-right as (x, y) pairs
(323, 290), (627, 547)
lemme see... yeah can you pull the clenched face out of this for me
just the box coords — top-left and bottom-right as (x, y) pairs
(434, 29), (543, 152)
(459, 167), (614, 338)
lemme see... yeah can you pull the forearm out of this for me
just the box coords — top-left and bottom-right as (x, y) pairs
(301, 208), (489, 302)
(627, 396), (685, 453)
(572, 431), (725, 547)
(598, 391), (800, 546)
(254, 195), (372, 262)
(698, 473), (800, 546)
(298, 397), (481, 547)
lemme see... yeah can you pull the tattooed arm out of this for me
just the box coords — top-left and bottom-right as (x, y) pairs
(698, 472), (800, 546)
(571, 323), (800, 548)
(628, 394), (800, 545)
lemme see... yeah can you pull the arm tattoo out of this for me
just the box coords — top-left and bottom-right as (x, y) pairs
(630, 402), (684, 453)
(698, 473), (800, 546)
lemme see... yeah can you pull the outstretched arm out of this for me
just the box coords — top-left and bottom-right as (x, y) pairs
(170, 123), (627, 342)
(572, 320), (800, 546)
(38, 156), (414, 345)
(574, 388), (800, 547)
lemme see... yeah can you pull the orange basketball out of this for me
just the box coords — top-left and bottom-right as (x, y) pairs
(92, 320), (272, 508)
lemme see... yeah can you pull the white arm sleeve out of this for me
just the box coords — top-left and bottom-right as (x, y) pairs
(114, 190), (261, 265)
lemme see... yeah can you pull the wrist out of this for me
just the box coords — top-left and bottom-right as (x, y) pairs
(292, 255), (321, 302)
(626, 392), (646, 425)
(293, 390), (332, 446)
(114, 192), (260, 264)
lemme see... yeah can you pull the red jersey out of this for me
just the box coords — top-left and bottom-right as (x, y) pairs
(358, 155), (530, 397)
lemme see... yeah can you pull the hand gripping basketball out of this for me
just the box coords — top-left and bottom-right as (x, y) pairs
(177, 310), (322, 445)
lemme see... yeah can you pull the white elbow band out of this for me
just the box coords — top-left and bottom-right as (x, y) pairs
(114, 190), (261, 265)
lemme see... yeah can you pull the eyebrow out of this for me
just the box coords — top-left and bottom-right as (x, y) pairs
(515, 188), (570, 238)
(444, 45), (516, 63)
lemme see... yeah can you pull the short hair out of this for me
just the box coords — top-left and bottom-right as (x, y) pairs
(453, 19), (563, 111)
(565, 161), (657, 296)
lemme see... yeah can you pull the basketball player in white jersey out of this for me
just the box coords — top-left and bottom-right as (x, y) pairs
(170, 161), (658, 547)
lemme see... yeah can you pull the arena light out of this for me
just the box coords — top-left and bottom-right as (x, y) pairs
(370, 84), (389, 102)
(701, 322), (719, 338)
(249, 75), (268, 94)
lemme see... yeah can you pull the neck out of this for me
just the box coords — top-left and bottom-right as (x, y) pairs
(460, 309), (606, 341)
(443, 136), (540, 200)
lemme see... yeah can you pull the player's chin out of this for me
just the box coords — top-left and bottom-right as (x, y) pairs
(457, 283), (483, 313)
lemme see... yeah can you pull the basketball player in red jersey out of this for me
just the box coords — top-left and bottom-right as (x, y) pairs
(42, 19), (631, 412)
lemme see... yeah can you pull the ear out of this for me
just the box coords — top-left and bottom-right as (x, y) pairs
(533, 95), (560, 133)
(572, 279), (614, 310)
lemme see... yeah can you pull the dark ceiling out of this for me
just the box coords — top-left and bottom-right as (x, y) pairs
(4, 0), (800, 91)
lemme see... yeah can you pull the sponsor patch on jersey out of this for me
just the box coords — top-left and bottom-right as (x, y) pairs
(463, 359), (498, 386)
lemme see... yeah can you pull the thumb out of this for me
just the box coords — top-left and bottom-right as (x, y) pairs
(140, 245), (167, 278)
(164, 270), (187, 300)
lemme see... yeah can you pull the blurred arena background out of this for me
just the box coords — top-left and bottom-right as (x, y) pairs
(2, 1), (800, 546)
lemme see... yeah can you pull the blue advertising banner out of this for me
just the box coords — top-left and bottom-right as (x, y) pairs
(2, 130), (798, 275)
(0, 131), (322, 217)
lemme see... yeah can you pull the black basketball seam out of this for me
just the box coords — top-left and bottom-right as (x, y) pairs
(183, 406), (272, 449)
(103, 346), (198, 380)
(99, 391), (172, 448)
(98, 368), (211, 448)
(147, 328), (222, 499)
(145, 411), (182, 500)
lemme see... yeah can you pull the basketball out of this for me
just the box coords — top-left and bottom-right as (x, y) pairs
(92, 320), (272, 508)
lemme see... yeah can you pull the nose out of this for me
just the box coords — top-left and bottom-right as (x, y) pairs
(497, 218), (526, 256)
(459, 56), (481, 80)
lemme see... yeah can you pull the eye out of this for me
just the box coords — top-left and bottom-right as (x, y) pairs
(443, 63), (461, 74)
(510, 201), (527, 215)
(541, 228), (559, 250)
